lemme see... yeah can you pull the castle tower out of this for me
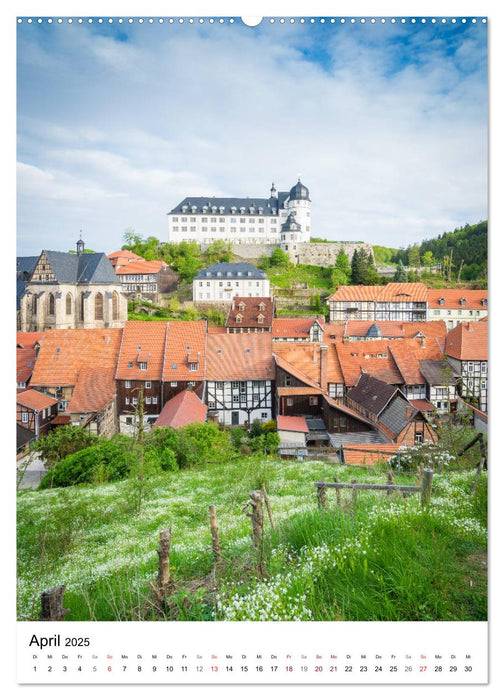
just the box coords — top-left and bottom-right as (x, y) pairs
(285, 177), (311, 244)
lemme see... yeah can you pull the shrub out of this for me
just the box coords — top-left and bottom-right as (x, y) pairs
(40, 441), (137, 488)
(34, 425), (98, 468)
(261, 420), (277, 434)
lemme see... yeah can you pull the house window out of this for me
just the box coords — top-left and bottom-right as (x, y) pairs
(125, 397), (130, 405)
(233, 395), (239, 402)
(467, 363), (474, 373)
(481, 362), (487, 373)
(132, 397), (138, 406)
(216, 382), (224, 390)
(170, 381), (178, 387)
(286, 398), (294, 406)
(208, 401), (216, 409)
(261, 412), (268, 419)
(415, 432), (424, 444)
(145, 381), (152, 389)
(125, 380), (131, 388)
(21, 412), (29, 423)
(152, 397), (158, 404)
(309, 397), (319, 406)
(145, 396), (152, 404)
(125, 416), (133, 425)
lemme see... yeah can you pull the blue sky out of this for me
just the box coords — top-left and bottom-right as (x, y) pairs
(16, 16), (488, 255)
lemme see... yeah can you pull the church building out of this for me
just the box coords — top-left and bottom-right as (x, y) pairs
(167, 178), (311, 254)
(19, 237), (128, 332)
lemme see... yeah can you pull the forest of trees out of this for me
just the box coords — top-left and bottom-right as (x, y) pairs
(392, 221), (487, 283)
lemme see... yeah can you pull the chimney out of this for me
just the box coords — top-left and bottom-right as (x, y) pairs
(320, 344), (328, 392)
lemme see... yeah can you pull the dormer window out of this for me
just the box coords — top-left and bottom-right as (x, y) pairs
(191, 206), (197, 213)
(460, 298), (467, 306)
(235, 314), (243, 323)
(219, 206), (225, 214)
(189, 363), (198, 371)
(182, 205), (188, 213)
(139, 362), (148, 371)
(439, 298), (445, 306)
(257, 314), (264, 324)
(231, 207), (237, 214)
(212, 206), (217, 213)
(203, 206), (208, 213)
(482, 298), (487, 307)
(258, 302), (266, 311)
(240, 207), (245, 214)
(238, 302), (246, 311)
(247, 271), (252, 277)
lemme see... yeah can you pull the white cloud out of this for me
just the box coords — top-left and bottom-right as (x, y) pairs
(16, 20), (487, 254)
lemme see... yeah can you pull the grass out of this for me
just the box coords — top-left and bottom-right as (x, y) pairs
(267, 264), (333, 290)
(17, 457), (487, 622)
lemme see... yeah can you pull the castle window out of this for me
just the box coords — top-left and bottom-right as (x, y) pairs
(79, 293), (85, 321)
(66, 293), (72, 316)
(94, 292), (104, 321)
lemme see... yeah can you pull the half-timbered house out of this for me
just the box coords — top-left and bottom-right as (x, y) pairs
(206, 333), (274, 426)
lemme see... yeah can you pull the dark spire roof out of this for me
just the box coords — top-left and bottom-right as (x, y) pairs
(289, 178), (310, 202)
(281, 212), (302, 232)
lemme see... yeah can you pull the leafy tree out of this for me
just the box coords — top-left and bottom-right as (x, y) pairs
(421, 250), (434, 269)
(408, 245), (421, 269)
(270, 247), (290, 267)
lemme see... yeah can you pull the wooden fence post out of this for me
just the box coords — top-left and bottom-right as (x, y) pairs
(40, 585), (70, 621)
(334, 478), (341, 507)
(351, 478), (358, 511)
(387, 471), (394, 497)
(245, 491), (264, 548)
(317, 480), (327, 510)
(261, 483), (275, 530)
(208, 505), (223, 565)
(157, 528), (172, 597)
(421, 468), (434, 507)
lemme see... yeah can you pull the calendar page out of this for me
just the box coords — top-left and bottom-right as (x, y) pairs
(12, 0), (492, 691)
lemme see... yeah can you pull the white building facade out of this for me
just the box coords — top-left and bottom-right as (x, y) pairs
(193, 263), (270, 302)
(168, 179), (311, 248)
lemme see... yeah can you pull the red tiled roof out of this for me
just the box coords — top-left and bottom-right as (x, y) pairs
(30, 328), (123, 414)
(108, 250), (144, 264)
(445, 322), (488, 360)
(388, 338), (444, 385)
(115, 260), (167, 275)
(277, 387), (323, 396)
(51, 415), (71, 425)
(410, 399), (435, 412)
(208, 326), (227, 334)
(16, 332), (44, 348)
(273, 342), (344, 385)
(162, 321), (207, 381)
(336, 340), (404, 387)
(376, 283), (428, 302)
(17, 389), (58, 411)
(116, 321), (168, 380)
(343, 320), (446, 340)
(328, 283), (428, 303)
(272, 317), (324, 338)
(17, 346), (38, 384)
(427, 289), (488, 309)
(67, 367), (116, 413)
(342, 443), (400, 465)
(327, 285), (381, 302)
(323, 323), (345, 342)
(31, 329), (123, 388)
(207, 333), (274, 380)
(226, 297), (274, 329)
(277, 415), (309, 432)
(154, 389), (207, 429)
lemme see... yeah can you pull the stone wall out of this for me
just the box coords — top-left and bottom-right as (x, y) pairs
(230, 241), (374, 267)
(294, 242), (374, 266)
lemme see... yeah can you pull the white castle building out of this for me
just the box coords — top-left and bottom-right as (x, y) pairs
(167, 178), (311, 255)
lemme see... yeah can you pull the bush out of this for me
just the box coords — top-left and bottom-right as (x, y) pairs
(40, 441), (138, 488)
(261, 420), (277, 434)
(34, 425), (98, 468)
